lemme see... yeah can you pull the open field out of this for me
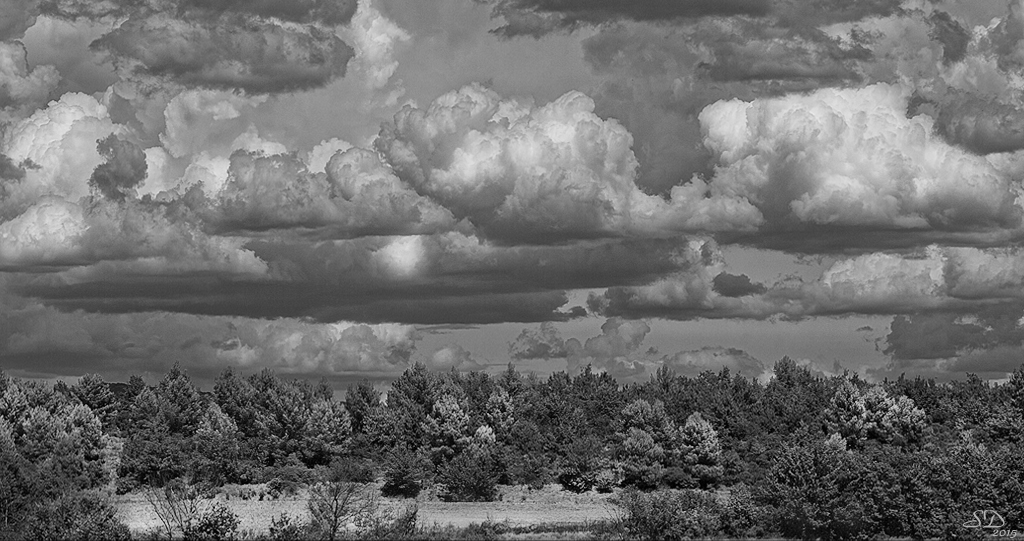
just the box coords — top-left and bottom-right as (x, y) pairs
(113, 483), (620, 536)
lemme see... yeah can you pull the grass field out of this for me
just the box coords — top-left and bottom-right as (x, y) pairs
(113, 483), (621, 537)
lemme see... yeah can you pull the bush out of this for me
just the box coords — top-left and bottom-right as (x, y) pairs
(594, 469), (618, 493)
(381, 446), (431, 498)
(615, 489), (721, 541)
(557, 435), (606, 493)
(308, 477), (378, 541)
(22, 491), (131, 541)
(183, 503), (239, 541)
(438, 448), (498, 502)
(363, 504), (419, 540)
(661, 467), (696, 490)
(268, 514), (315, 541)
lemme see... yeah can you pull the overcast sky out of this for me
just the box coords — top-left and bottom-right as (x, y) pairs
(1, 0), (1023, 388)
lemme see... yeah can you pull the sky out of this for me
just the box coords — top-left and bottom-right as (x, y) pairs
(1, 0), (1024, 389)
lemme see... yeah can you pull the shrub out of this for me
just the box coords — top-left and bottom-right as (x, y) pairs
(22, 491), (131, 541)
(381, 446), (432, 498)
(363, 504), (419, 540)
(558, 435), (606, 493)
(438, 448), (498, 502)
(183, 503), (239, 541)
(615, 489), (721, 541)
(268, 514), (314, 541)
(308, 477), (378, 541)
(661, 467), (696, 489)
(594, 469), (618, 493)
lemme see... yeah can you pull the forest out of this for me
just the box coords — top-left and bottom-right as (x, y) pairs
(2, 358), (1023, 540)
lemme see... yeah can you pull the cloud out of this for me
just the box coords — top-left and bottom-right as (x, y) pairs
(425, 343), (485, 371)
(0, 196), (268, 273)
(0, 300), (421, 382)
(0, 0), (37, 40)
(591, 244), (1024, 321)
(1, 92), (120, 218)
(485, 0), (771, 38)
(39, 0), (358, 94)
(699, 83), (1024, 251)
(203, 147), (456, 238)
(0, 41), (59, 121)
(661, 346), (767, 379)
(92, 15), (355, 94)
(376, 83), (758, 243)
(712, 272), (766, 297)
(10, 232), (705, 324)
(878, 305), (1024, 377)
(508, 321), (569, 359)
(341, 0), (410, 107)
(88, 134), (147, 201)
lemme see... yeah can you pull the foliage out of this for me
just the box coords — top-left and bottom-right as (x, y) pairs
(438, 441), (499, 502)
(308, 474), (378, 541)
(20, 491), (131, 541)
(381, 445), (432, 498)
(182, 503), (240, 541)
(557, 434), (606, 493)
(615, 489), (722, 541)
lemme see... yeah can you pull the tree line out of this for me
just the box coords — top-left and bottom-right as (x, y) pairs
(2, 358), (1023, 539)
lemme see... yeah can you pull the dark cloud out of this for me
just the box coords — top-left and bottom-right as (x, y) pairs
(928, 10), (970, 65)
(8, 233), (695, 324)
(89, 134), (147, 201)
(485, 0), (771, 38)
(181, 0), (357, 25)
(932, 95), (1024, 155)
(883, 313), (989, 361)
(35, 0), (358, 94)
(712, 272), (765, 297)
(0, 0), (37, 40)
(92, 16), (354, 93)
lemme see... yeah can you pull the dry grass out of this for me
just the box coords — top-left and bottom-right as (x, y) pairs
(113, 483), (620, 536)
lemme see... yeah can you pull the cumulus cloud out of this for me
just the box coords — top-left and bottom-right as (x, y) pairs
(591, 244), (1024, 321)
(508, 321), (569, 359)
(0, 196), (267, 273)
(699, 83), (1024, 251)
(661, 346), (767, 379)
(0, 301), (421, 382)
(1, 92), (120, 218)
(204, 147), (456, 238)
(341, 0), (410, 107)
(88, 134), (147, 201)
(878, 305), (1024, 378)
(425, 343), (485, 371)
(376, 83), (758, 243)
(0, 41), (59, 121)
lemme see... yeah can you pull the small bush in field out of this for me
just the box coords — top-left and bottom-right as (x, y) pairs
(594, 469), (618, 493)
(23, 492), (131, 541)
(182, 503), (239, 541)
(381, 446), (431, 498)
(269, 514), (314, 541)
(438, 448), (499, 502)
(615, 489), (722, 541)
(364, 504), (419, 539)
